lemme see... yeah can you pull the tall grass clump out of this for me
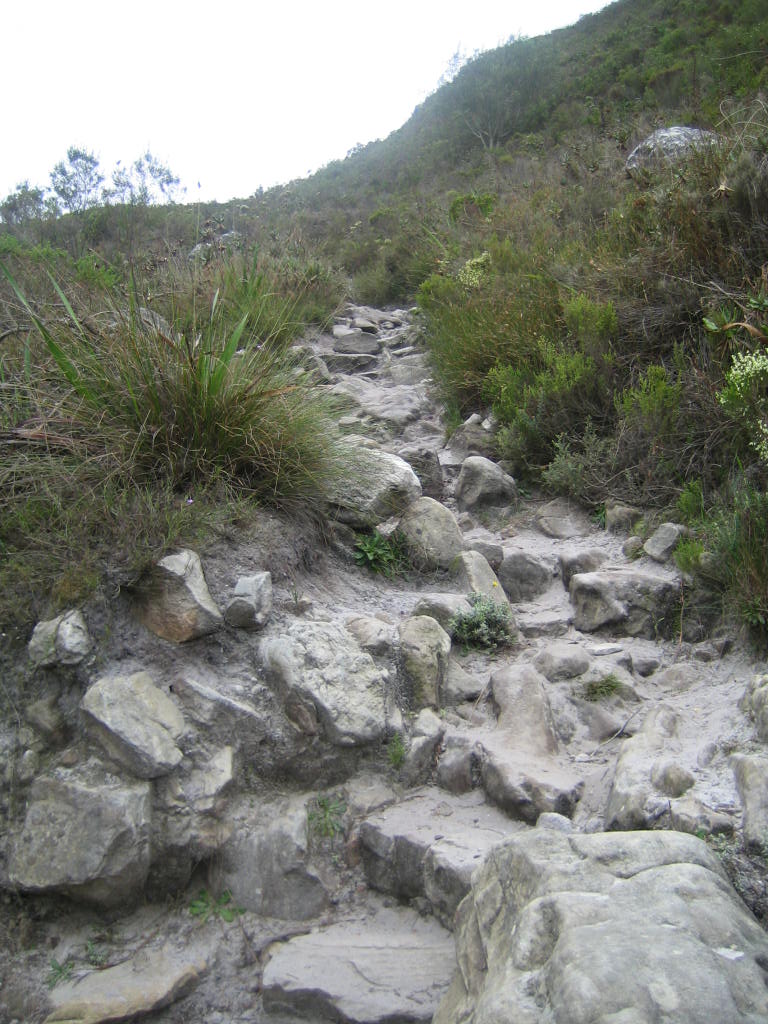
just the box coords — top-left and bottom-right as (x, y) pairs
(0, 259), (349, 625)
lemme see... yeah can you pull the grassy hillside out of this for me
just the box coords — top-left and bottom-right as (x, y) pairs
(2, 0), (768, 637)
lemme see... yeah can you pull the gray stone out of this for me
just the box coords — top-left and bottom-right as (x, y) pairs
(412, 593), (472, 631)
(482, 666), (584, 822)
(134, 549), (223, 642)
(651, 759), (696, 797)
(533, 642), (591, 681)
(655, 662), (700, 692)
(81, 671), (185, 779)
(396, 442), (444, 498)
(359, 787), (525, 924)
(262, 901), (455, 1023)
(626, 126), (719, 177)
(45, 946), (209, 1024)
(455, 456), (517, 510)
(644, 521), (687, 562)
(436, 733), (484, 794)
(605, 500), (642, 533)
(732, 754), (768, 853)
(444, 419), (497, 459)
(326, 351), (378, 373)
(434, 830), (768, 1024)
(623, 534), (644, 557)
(606, 705), (682, 829)
(497, 550), (552, 602)
(398, 497), (464, 570)
(535, 498), (588, 539)
(223, 571), (272, 629)
(261, 620), (392, 745)
(465, 538), (504, 571)
(559, 547), (608, 589)
(670, 796), (736, 837)
(333, 334), (381, 354)
(444, 657), (485, 704)
(399, 615), (451, 710)
(345, 615), (397, 655)
(740, 673), (768, 743)
(213, 795), (330, 919)
(28, 609), (92, 667)
(332, 323), (363, 339)
(8, 765), (151, 907)
(328, 442), (421, 527)
(570, 567), (680, 638)
(455, 551), (510, 610)
(332, 376), (426, 431)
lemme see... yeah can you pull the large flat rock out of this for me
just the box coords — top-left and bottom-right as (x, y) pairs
(435, 829), (768, 1024)
(359, 787), (526, 924)
(262, 901), (455, 1023)
(45, 945), (208, 1024)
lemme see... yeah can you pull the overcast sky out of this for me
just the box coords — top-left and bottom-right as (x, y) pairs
(4, 1), (611, 204)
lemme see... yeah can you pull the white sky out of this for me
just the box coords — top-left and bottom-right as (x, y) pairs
(3, 1), (611, 204)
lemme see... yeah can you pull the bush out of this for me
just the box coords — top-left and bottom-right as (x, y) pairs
(449, 593), (516, 650)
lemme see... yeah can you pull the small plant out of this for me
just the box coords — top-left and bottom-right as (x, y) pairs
(449, 593), (516, 651)
(674, 535), (704, 573)
(581, 673), (622, 701)
(354, 531), (407, 577)
(84, 938), (108, 967)
(46, 957), (74, 989)
(307, 794), (346, 839)
(188, 888), (245, 924)
(387, 732), (406, 769)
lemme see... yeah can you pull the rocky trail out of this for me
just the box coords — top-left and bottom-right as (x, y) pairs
(2, 306), (768, 1023)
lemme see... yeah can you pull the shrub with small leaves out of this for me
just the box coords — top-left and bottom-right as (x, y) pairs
(188, 888), (245, 924)
(387, 732), (406, 769)
(449, 593), (516, 650)
(354, 530), (407, 577)
(307, 795), (346, 839)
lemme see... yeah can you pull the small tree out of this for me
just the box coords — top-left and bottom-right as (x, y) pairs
(0, 181), (45, 225)
(50, 147), (104, 214)
(107, 150), (181, 206)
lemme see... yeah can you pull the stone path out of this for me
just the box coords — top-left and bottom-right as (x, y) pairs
(4, 303), (768, 1024)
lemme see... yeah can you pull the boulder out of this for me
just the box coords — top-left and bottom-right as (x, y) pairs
(559, 547), (608, 588)
(398, 497), (464, 570)
(444, 657), (485, 704)
(497, 550), (553, 602)
(570, 566), (680, 637)
(261, 620), (392, 745)
(412, 593), (473, 631)
(28, 609), (92, 667)
(533, 642), (591, 681)
(45, 945), (209, 1024)
(332, 376), (425, 431)
(81, 671), (185, 779)
(644, 522), (687, 562)
(443, 416), (498, 460)
(455, 456), (517, 510)
(212, 794), (331, 919)
(395, 442), (444, 498)
(605, 500), (642, 533)
(327, 442), (421, 526)
(732, 754), (768, 853)
(434, 830), (768, 1024)
(345, 615), (397, 655)
(399, 615), (451, 710)
(133, 549), (223, 643)
(455, 551), (510, 609)
(626, 126), (719, 177)
(535, 498), (589, 539)
(740, 673), (768, 743)
(223, 571), (272, 629)
(8, 765), (151, 907)
(605, 705), (684, 829)
(332, 334), (382, 354)
(262, 901), (455, 1024)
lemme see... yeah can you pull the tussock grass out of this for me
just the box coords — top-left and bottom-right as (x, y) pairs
(0, 260), (350, 626)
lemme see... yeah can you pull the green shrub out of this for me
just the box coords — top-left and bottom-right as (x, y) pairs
(704, 485), (768, 642)
(581, 674), (622, 701)
(387, 733), (406, 769)
(354, 531), (408, 577)
(449, 593), (516, 650)
(674, 536), (705, 573)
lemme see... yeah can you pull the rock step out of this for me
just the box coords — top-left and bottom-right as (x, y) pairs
(262, 900), (454, 1024)
(358, 787), (527, 925)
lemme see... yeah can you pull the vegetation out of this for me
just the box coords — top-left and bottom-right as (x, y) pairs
(387, 732), (406, 769)
(354, 530), (408, 577)
(581, 674), (623, 702)
(2, 0), (768, 639)
(449, 593), (516, 651)
(307, 794), (346, 839)
(188, 888), (245, 924)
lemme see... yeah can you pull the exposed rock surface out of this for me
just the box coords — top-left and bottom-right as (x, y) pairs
(262, 901), (455, 1023)
(626, 125), (719, 177)
(398, 496), (464, 570)
(327, 442), (421, 526)
(28, 609), (92, 667)
(455, 455), (517, 510)
(133, 548), (223, 642)
(570, 566), (680, 637)
(434, 830), (768, 1024)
